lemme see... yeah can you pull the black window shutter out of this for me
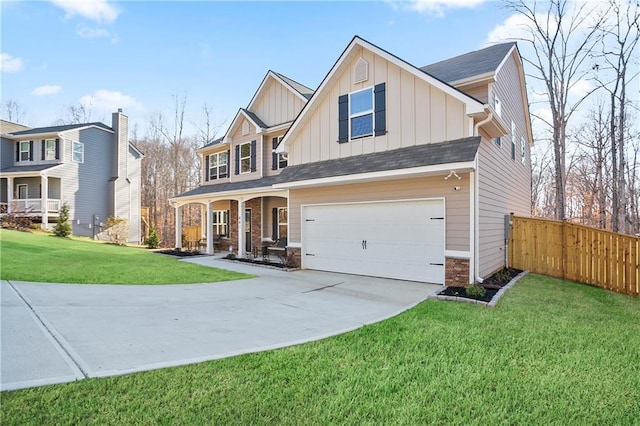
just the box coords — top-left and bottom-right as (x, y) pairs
(41, 140), (45, 160)
(234, 145), (240, 175)
(224, 150), (230, 177)
(250, 140), (257, 172)
(55, 139), (60, 159)
(205, 155), (210, 181)
(338, 94), (349, 143)
(272, 208), (278, 240)
(272, 137), (278, 170)
(15, 142), (19, 161)
(374, 83), (386, 136)
(29, 141), (33, 161)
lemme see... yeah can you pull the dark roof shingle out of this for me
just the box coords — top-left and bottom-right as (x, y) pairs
(420, 42), (516, 83)
(1, 164), (61, 173)
(9, 122), (112, 136)
(278, 137), (481, 183)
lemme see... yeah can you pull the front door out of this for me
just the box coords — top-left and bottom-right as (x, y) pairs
(17, 184), (28, 199)
(245, 209), (252, 252)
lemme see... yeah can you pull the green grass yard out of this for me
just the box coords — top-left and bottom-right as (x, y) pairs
(2, 274), (639, 424)
(0, 229), (251, 284)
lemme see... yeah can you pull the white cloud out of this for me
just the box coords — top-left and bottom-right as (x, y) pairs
(77, 24), (109, 39)
(50, 0), (120, 23)
(32, 85), (62, 96)
(79, 90), (142, 112)
(485, 13), (531, 45)
(388, 0), (485, 17)
(0, 53), (24, 73)
(568, 79), (594, 98)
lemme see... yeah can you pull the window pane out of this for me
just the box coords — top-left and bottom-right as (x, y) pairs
(240, 143), (250, 157)
(350, 89), (373, 114)
(219, 165), (228, 177)
(210, 154), (217, 167)
(351, 114), (373, 138)
(241, 158), (251, 173)
(278, 208), (288, 224)
(219, 152), (228, 165)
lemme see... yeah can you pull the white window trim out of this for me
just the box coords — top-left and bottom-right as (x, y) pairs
(276, 207), (288, 239)
(274, 136), (288, 170)
(212, 210), (228, 237)
(511, 121), (516, 161)
(17, 184), (28, 199)
(520, 136), (526, 163)
(45, 139), (56, 161)
(208, 151), (228, 180)
(19, 141), (30, 162)
(72, 141), (84, 163)
(349, 87), (375, 139)
(239, 142), (252, 174)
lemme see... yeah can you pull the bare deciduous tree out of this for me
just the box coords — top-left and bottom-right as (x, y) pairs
(505, 0), (604, 220)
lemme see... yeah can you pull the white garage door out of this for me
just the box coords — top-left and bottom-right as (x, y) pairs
(302, 199), (445, 283)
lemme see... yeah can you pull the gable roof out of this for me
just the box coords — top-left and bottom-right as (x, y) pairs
(273, 71), (314, 100)
(420, 42), (517, 85)
(247, 70), (314, 111)
(8, 122), (113, 136)
(200, 136), (225, 150)
(279, 36), (485, 152)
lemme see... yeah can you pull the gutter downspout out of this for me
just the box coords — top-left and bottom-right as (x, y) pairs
(471, 107), (493, 283)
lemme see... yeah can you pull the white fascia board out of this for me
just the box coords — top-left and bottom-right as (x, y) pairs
(0, 164), (63, 178)
(494, 44), (517, 77)
(247, 71), (309, 111)
(5, 126), (114, 141)
(281, 37), (484, 151)
(170, 187), (288, 206)
(448, 72), (496, 89)
(223, 109), (263, 143)
(273, 161), (476, 189)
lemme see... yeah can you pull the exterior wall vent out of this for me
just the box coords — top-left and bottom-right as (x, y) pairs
(354, 58), (368, 84)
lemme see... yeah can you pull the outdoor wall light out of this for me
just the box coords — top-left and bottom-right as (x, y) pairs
(454, 186), (461, 191)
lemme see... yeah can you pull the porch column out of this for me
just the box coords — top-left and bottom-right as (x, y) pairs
(41, 175), (48, 230)
(175, 204), (182, 249)
(6, 177), (13, 213)
(200, 205), (207, 239)
(206, 201), (213, 254)
(237, 198), (245, 257)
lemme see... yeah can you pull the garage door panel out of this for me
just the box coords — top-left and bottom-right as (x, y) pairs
(302, 200), (445, 284)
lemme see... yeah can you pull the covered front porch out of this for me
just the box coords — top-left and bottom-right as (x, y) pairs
(172, 188), (289, 259)
(0, 171), (62, 228)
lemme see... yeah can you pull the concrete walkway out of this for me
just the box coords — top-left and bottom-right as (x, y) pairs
(1, 257), (440, 391)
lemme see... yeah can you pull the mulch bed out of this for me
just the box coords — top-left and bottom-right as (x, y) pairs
(438, 267), (524, 303)
(155, 249), (206, 257)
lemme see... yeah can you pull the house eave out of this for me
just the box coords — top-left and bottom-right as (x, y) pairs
(170, 186), (287, 206)
(273, 161), (476, 190)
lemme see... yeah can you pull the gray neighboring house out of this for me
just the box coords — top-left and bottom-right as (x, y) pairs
(0, 110), (143, 243)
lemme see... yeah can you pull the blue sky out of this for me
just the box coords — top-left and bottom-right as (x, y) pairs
(1, 0), (518, 138)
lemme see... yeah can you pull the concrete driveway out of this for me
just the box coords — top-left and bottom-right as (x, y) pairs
(1, 257), (440, 391)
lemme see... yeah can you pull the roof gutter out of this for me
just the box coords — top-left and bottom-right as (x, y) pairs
(471, 107), (493, 284)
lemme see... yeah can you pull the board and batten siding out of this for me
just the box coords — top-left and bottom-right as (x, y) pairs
(263, 131), (287, 178)
(228, 119), (263, 183)
(262, 196), (287, 240)
(47, 128), (113, 237)
(288, 174), (470, 252)
(252, 77), (306, 127)
(477, 52), (532, 277)
(287, 45), (469, 167)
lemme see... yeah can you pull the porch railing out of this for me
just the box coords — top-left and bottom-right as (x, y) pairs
(0, 199), (61, 214)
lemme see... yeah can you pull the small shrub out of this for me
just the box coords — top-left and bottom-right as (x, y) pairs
(225, 253), (236, 260)
(465, 283), (487, 299)
(1, 212), (33, 231)
(103, 217), (129, 245)
(146, 224), (160, 249)
(53, 203), (72, 237)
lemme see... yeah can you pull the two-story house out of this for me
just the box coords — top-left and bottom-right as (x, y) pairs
(0, 110), (143, 243)
(171, 36), (532, 286)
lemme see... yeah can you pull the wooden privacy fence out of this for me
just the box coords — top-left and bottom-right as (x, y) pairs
(509, 215), (639, 297)
(182, 225), (202, 249)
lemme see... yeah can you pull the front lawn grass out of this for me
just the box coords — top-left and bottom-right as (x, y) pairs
(0, 229), (251, 284)
(2, 274), (639, 424)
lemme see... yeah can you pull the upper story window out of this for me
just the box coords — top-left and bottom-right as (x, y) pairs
(234, 140), (256, 175)
(240, 142), (251, 173)
(72, 141), (84, 163)
(520, 136), (526, 163)
(493, 95), (502, 117)
(338, 83), (386, 143)
(18, 141), (31, 162)
(208, 151), (229, 180)
(44, 139), (57, 160)
(271, 137), (288, 170)
(350, 88), (374, 138)
(510, 121), (516, 161)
